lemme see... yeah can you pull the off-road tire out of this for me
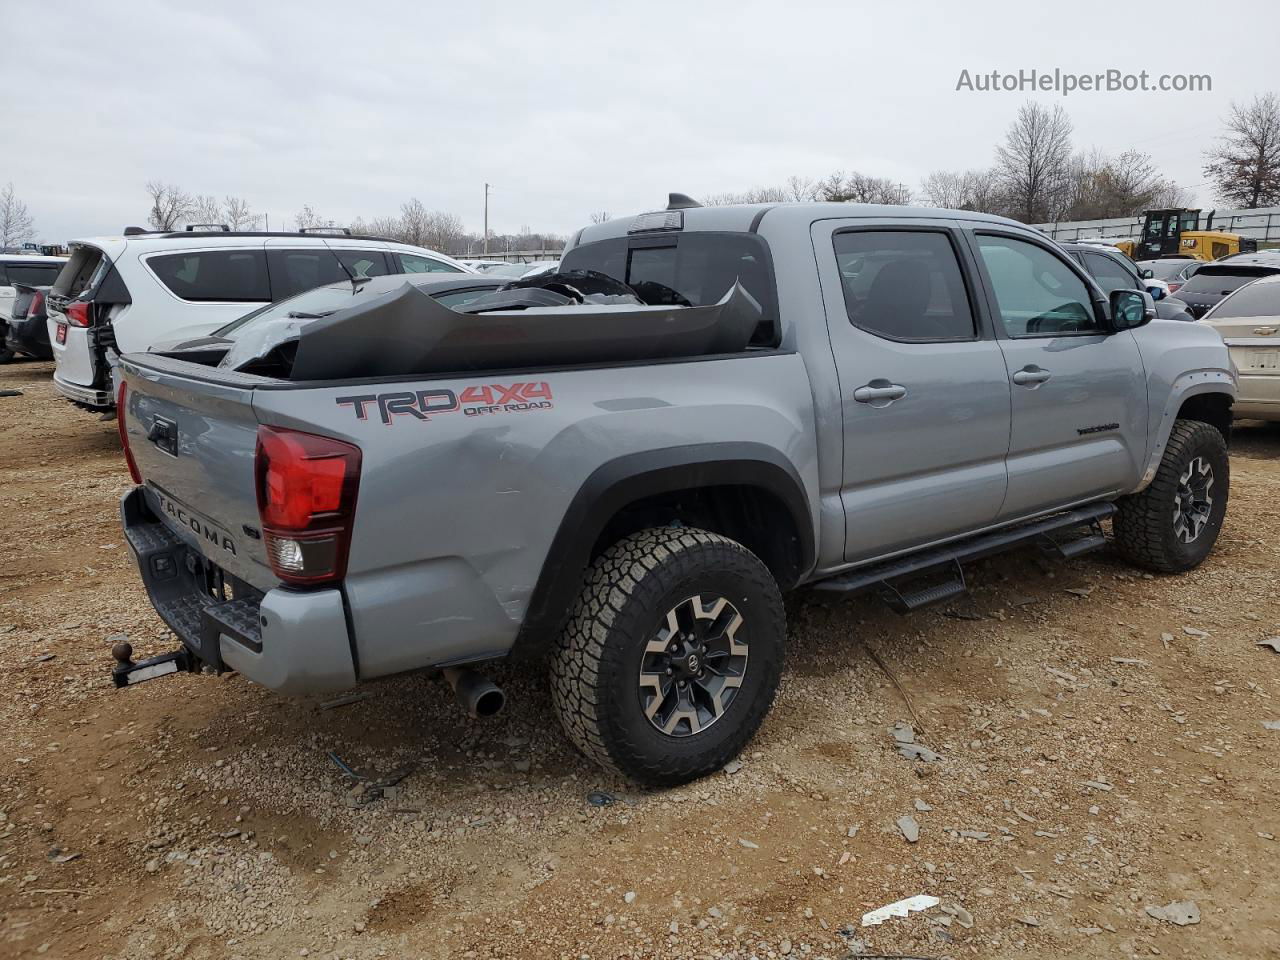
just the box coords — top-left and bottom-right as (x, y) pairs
(1113, 419), (1229, 573)
(550, 526), (785, 786)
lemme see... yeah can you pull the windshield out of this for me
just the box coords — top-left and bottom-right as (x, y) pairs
(1178, 269), (1279, 296)
(1142, 260), (1193, 280)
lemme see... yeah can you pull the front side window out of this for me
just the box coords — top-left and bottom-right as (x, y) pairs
(976, 235), (1098, 337)
(833, 230), (975, 341)
(1083, 252), (1139, 295)
(397, 253), (462, 274)
(149, 250), (270, 302)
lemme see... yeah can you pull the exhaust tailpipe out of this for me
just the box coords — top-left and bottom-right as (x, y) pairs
(442, 667), (505, 718)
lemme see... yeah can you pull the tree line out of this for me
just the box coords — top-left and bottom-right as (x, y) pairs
(703, 93), (1280, 222)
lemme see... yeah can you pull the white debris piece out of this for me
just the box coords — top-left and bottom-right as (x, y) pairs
(1145, 900), (1200, 926)
(861, 894), (940, 927)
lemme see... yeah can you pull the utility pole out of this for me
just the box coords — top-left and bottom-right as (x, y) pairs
(483, 182), (492, 255)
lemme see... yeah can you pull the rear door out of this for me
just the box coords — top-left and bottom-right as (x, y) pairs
(47, 245), (113, 389)
(968, 230), (1148, 520)
(812, 218), (1012, 562)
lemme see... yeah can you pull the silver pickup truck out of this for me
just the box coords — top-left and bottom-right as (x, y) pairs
(112, 198), (1236, 785)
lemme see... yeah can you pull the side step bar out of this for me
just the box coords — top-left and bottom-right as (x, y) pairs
(812, 503), (1116, 612)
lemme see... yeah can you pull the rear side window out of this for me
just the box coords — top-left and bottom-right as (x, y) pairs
(396, 253), (462, 274)
(268, 248), (392, 300)
(834, 231), (975, 341)
(1179, 270), (1276, 296)
(560, 232), (780, 345)
(1209, 280), (1280, 319)
(150, 250), (270, 302)
(3, 262), (63, 286)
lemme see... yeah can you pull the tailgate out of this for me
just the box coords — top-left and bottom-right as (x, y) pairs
(120, 354), (275, 591)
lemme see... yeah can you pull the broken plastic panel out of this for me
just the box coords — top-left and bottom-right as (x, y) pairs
(221, 272), (763, 381)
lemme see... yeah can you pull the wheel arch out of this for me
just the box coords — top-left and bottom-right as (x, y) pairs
(1136, 375), (1235, 492)
(509, 443), (815, 660)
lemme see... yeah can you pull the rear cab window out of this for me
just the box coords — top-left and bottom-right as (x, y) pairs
(1208, 279), (1280, 319)
(560, 232), (780, 346)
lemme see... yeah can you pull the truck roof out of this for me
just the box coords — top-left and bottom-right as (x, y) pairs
(572, 201), (1026, 247)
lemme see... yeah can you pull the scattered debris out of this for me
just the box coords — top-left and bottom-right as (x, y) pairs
(865, 642), (926, 734)
(1263, 720), (1280, 731)
(31, 654), (55, 664)
(586, 791), (617, 807)
(722, 759), (744, 775)
(950, 828), (991, 841)
(1110, 657), (1148, 665)
(1045, 666), (1079, 685)
(896, 815), (920, 843)
(0, 390), (23, 398)
(326, 752), (415, 805)
(738, 837), (759, 850)
(860, 894), (940, 927)
(940, 903), (974, 928)
(1016, 916), (1041, 927)
(913, 797), (933, 812)
(1012, 806), (1036, 823)
(889, 723), (942, 762)
(1145, 900), (1200, 926)
(1183, 626), (1210, 638)
(47, 849), (80, 864)
(1083, 780), (1114, 792)
(623, 891), (636, 904)
(319, 692), (371, 711)
(1257, 638), (1280, 654)
(1065, 586), (1094, 598)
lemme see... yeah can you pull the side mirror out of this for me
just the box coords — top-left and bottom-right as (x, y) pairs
(1146, 284), (1166, 301)
(1110, 289), (1155, 331)
(1140, 268), (1154, 279)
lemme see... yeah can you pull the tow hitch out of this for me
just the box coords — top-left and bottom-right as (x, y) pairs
(110, 639), (196, 688)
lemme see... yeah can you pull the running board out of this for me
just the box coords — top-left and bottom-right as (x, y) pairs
(812, 503), (1116, 611)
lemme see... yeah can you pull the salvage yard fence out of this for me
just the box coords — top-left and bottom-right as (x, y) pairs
(1033, 206), (1280, 247)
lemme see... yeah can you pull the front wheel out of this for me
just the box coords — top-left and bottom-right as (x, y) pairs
(550, 527), (785, 786)
(1113, 419), (1229, 573)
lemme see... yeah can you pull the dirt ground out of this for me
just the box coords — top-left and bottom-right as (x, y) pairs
(1, 358), (1278, 960)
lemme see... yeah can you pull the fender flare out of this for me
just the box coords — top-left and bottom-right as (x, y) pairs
(508, 442), (815, 660)
(1136, 369), (1236, 491)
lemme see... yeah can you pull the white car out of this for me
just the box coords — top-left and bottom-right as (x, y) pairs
(0, 254), (66, 323)
(46, 227), (471, 408)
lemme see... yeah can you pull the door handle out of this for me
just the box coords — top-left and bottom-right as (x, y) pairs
(1011, 366), (1052, 387)
(853, 381), (908, 405)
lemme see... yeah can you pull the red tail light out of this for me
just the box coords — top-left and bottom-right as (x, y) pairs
(117, 381), (142, 484)
(1168, 282), (1182, 294)
(255, 426), (361, 586)
(28, 290), (45, 317)
(65, 301), (91, 327)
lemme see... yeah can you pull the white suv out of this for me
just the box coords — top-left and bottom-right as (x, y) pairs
(46, 227), (471, 408)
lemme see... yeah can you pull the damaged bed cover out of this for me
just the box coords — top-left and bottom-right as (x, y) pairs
(219, 270), (764, 380)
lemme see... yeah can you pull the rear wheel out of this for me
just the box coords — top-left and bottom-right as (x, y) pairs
(1113, 419), (1228, 572)
(550, 526), (785, 786)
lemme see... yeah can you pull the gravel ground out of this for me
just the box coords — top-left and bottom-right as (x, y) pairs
(1, 358), (1278, 960)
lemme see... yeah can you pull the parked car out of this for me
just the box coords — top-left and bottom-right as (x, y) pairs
(1137, 258), (1201, 295)
(3, 283), (54, 360)
(1170, 254), (1280, 319)
(1199, 272), (1280, 421)
(110, 199), (1234, 786)
(1063, 243), (1192, 322)
(45, 227), (472, 409)
(477, 261), (559, 279)
(0, 253), (66, 324)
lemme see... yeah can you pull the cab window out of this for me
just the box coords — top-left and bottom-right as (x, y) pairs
(975, 235), (1098, 337)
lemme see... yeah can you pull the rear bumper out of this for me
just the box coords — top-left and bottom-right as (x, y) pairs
(53, 373), (112, 408)
(120, 487), (357, 694)
(1234, 373), (1280, 421)
(5, 316), (52, 359)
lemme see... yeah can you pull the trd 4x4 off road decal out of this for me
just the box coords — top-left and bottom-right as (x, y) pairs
(336, 382), (553, 425)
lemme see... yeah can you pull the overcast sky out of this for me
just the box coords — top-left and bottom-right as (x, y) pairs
(8, 0), (1279, 244)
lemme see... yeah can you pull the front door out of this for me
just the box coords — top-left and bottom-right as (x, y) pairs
(813, 219), (1012, 563)
(969, 231), (1148, 521)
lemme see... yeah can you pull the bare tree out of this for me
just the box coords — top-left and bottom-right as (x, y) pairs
(294, 205), (329, 230)
(785, 175), (818, 202)
(397, 198), (430, 245)
(145, 180), (195, 231)
(1204, 92), (1280, 209)
(190, 194), (224, 226)
(223, 196), (260, 230)
(920, 170), (973, 209)
(818, 171), (906, 205)
(702, 186), (789, 205)
(589, 211), (611, 223)
(994, 101), (1074, 223)
(0, 183), (36, 247)
(422, 210), (465, 251)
